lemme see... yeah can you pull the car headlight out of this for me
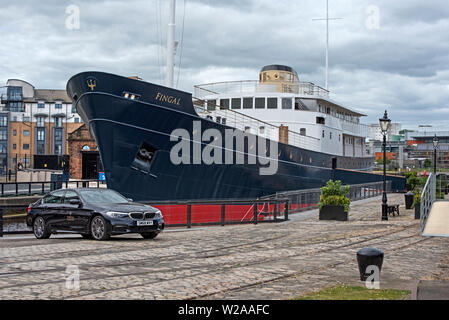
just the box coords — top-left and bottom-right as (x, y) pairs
(105, 211), (129, 219)
(155, 210), (163, 219)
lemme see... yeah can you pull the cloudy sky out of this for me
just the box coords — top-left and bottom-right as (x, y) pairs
(1, 0), (448, 130)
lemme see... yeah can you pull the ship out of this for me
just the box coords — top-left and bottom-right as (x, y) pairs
(66, 65), (405, 202)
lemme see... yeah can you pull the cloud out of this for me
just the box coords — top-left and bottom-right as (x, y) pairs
(0, 0), (448, 130)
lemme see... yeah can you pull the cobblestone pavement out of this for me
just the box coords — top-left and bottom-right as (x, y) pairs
(0, 193), (448, 300)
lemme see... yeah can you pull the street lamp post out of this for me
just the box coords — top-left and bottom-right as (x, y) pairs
(433, 134), (439, 174)
(379, 110), (391, 221)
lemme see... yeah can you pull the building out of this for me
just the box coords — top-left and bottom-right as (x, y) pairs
(406, 131), (449, 168)
(0, 79), (83, 174)
(67, 124), (102, 179)
(367, 122), (402, 141)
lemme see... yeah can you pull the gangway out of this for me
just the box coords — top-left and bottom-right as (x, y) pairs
(421, 173), (449, 237)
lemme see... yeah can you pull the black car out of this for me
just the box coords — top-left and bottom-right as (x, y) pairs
(26, 188), (164, 240)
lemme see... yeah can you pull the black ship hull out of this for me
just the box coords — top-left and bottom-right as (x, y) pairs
(67, 72), (404, 201)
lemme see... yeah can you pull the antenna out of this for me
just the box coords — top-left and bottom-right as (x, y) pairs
(165, 0), (176, 88)
(312, 0), (342, 91)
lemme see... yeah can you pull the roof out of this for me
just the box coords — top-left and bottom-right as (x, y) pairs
(260, 65), (298, 77)
(23, 89), (71, 103)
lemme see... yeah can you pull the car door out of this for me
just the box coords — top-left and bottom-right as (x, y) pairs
(41, 190), (66, 230)
(62, 190), (92, 232)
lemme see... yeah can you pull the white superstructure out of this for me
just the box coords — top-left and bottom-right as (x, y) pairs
(193, 65), (369, 158)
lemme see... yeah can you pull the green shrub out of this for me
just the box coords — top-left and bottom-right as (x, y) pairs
(318, 180), (351, 212)
(411, 193), (421, 209)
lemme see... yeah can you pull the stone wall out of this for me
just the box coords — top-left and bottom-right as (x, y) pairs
(67, 124), (97, 179)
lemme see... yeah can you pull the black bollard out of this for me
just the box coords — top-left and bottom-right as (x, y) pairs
(356, 247), (384, 281)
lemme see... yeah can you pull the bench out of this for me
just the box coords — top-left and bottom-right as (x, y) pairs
(388, 204), (400, 216)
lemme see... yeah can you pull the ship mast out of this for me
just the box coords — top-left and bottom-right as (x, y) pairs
(165, 0), (176, 88)
(312, 0), (342, 91)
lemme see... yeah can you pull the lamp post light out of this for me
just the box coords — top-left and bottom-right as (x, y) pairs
(433, 134), (439, 174)
(379, 110), (391, 221)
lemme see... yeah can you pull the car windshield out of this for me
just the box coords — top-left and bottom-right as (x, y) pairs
(79, 189), (129, 204)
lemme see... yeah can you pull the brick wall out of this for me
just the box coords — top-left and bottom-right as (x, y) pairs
(68, 124), (97, 179)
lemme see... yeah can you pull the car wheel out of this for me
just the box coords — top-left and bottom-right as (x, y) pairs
(90, 216), (110, 240)
(33, 216), (51, 239)
(140, 232), (158, 239)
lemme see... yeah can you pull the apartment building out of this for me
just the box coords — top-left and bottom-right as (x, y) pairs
(0, 79), (83, 173)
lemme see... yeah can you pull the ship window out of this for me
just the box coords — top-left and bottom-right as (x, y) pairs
(259, 126), (265, 134)
(255, 98), (265, 109)
(322, 130), (325, 138)
(222, 118), (226, 125)
(316, 117), (325, 125)
(231, 98), (241, 109)
(216, 116), (221, 123)
(243, 97), (253, 109)
(281, 98), (292, 109)
(300, 128), (306, 136)
(330, 132), (332, 140)
(267, 98), (277, 109)
(123, 91), (141, 100)
(219, 99), (229, 109)
(131, 142), (157, 174)
(207, 100), (216, 111)
(244, 126), (251, 132)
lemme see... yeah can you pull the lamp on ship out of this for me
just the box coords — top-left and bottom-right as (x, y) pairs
(379, 110), (391, 221)
(433, 134), (439, 174)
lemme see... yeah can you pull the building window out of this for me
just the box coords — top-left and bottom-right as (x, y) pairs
(13, 129), (16, 136)
(267, 98), (277, 109)
(13, 144), (16, 150)
(23, 130), (30, 136)
(54, 117), (63, 128)
(281, 98), (292, 109)
(255, 98), (265, 109)
(36, 142), (45, 154)
(23, 116), (30, 122)
(0, 116), (7, 127)
(23, 144), (30, 150)
(231, 98), (241, 109)
(72, 105), (77, 113)
(55, 103), (63, 109)
(0, 129), (7, 140)
(243, 97), (253, 109)
(74, 117), (80, 123)
(37, 117), (45, 127)
(37, 129), (45, 141)
(38, 103), (45, 109)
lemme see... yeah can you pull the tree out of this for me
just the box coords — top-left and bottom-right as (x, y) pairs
(424, 158), (432, 168)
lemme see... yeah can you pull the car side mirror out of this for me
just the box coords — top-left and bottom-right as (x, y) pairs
(127, 198), (133, 202)
(69, 199), (81, 206)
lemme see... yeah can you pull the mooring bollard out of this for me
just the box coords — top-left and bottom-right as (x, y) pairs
(356, 247), (384, 281)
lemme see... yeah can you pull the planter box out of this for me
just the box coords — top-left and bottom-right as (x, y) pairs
(319, 205), (348, 221)
(405, 192), (414, 209)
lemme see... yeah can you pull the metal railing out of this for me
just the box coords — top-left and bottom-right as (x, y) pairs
(264, 181), (392, 212)
(0, 179), (105, 197)
(194, 98), (322, 152)
(0, 198), (289, 236)
(146, 198), (289, 228)
(194, 80), (330, 98)
(420, 173), (436, 233)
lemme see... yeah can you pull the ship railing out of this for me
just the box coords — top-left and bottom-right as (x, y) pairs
(194, 80), (329, 98)
(194, 98), (321, 152)
(341, 120), (369, 137)
(261, 180), (392, 213)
